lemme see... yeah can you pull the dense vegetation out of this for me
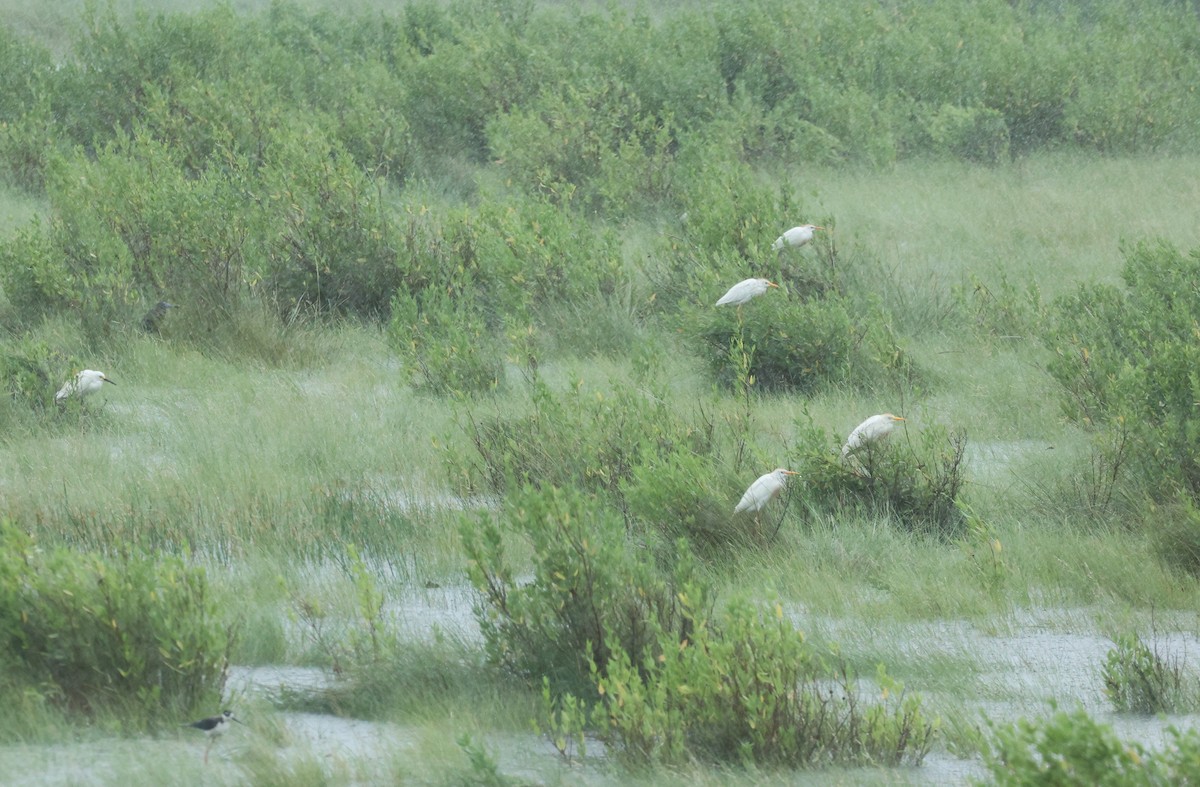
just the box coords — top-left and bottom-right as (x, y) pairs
(3, 0), (1200, 781)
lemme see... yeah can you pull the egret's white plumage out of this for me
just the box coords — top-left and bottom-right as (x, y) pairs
(716, 278), (779, 307)
(841, 413), (906, 461)
(55, 369), (116, 406)
(734, 468), (799, 513)
(771, 224), (824, 251)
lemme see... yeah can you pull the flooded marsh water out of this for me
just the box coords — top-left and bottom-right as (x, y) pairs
(6, 586), (1199, 785)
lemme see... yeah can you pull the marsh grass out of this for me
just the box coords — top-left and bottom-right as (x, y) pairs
(2, 120), (1200, 781)
(798, 155), (1200, 301)
(1, 0), (1199, 778)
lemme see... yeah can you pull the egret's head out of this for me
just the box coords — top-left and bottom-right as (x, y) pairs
(80, 370), (115, 386)
(778, 469), (799, 476)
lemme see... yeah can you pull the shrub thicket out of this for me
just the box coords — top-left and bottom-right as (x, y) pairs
(594, 598), (937, 768)
(0, 0), (1197, 364)
(461, 485), (695, 694)
(1102, 633), (1196, 715)
(984, 707), (1200, 785)
(465, 486), (937, 768)
(1043, 241), (1200, 525)
(797, 421), (969, 538)
(0, 524), (231, 727)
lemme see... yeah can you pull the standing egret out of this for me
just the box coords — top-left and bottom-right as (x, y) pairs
(716, 278), (779, 307)
(734, 468), (800, 514)
(841, 413), (906, 475)
(55, 369), (116, 406)
(183, 709), (242, 764)
(771, 224), (825, 251)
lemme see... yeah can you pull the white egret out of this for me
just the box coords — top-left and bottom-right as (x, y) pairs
(771, 224), (825, 251)
(183, 710), (242, 764)
(734, 468), (799, 514)
(55, 369), (116, 406)
(716, 277), (779, 307)
(841, 413), (906, 475)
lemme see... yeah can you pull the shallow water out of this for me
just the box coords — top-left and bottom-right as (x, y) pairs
(5, 594), (1200, 785)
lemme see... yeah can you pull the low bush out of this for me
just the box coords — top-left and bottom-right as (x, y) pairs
(390, 283), (506, 397)
(926, 103), (1010, 164)
(693, 293), (914, 395)
(619, 444), (748, 560)
(452, 373), (716, 500)
(461, 485), (696, 694)
(983, 706), (1200, 785)
(0, 337), (60, 417)
(0, 523), (231, 727)
(674, 212), (921, 396)
(593, 595), (937, 768)
(797, 421), (969, 538)
(1042, 241), (1200, 508)
(1102, 633), (1195, 715)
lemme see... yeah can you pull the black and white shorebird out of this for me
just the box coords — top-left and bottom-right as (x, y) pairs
(183, 709), (242, 763)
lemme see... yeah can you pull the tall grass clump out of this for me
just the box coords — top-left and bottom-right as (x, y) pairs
(282, 546), (499, 722)
(0, 523), (231, 732)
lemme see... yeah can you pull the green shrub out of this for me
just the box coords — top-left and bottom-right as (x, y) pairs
(926, 104), (1010, 164)
(0, 132), (264, 338)
(0, 25), (55, 191)
(461, 485), (696, 694)
(1064, 3), (1200, 154)
(0, 217), (76, 322)
(0, 524), (231, 727)
(798, 421), (969, 538)
(401, 4), (541, 161)
(0, 338), (60, 416)
(453, 373), (715, 499)
(594, 595), (936, 768)
(664, 141), (801, 266)
(390, 284), (505, 397)
(619, 444), (747, 560)
(1043, 241), (1200, 506)
(983, 706), (1200, 785)
(693, 289), (915, 396)
(1102, 633), (1194, 715)
(257, 127), (402, 317)
(487, 79), (676, 215)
